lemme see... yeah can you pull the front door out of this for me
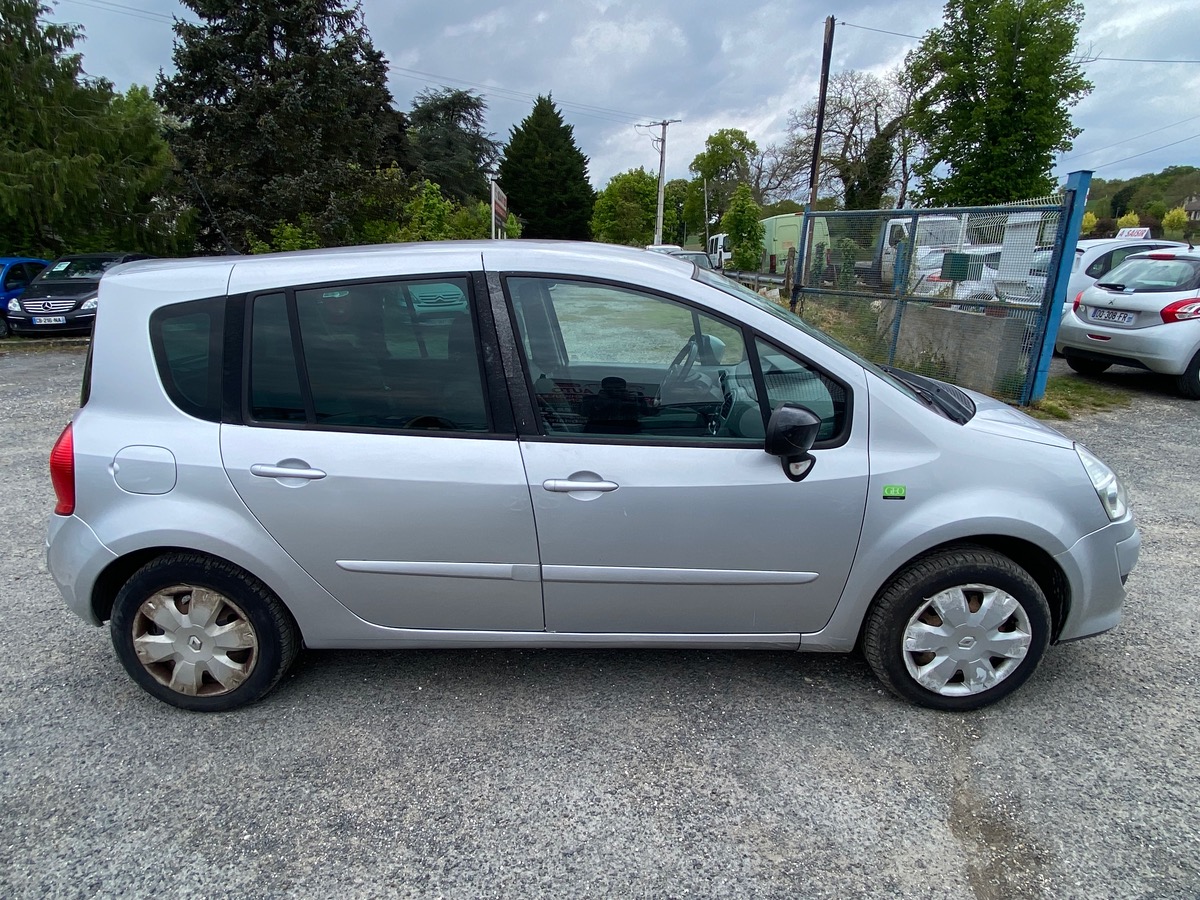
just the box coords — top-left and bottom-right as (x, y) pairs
(504, 275), (869, 635)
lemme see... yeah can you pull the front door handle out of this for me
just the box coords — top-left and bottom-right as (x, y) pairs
(251, 463), (327, 480)
(543, 478), (619, 493)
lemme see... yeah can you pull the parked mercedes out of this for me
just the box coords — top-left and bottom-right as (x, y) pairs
(9, 252), (152, 335)
(46, 242), (1139, 712)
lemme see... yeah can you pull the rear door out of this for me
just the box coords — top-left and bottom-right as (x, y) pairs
(219, 270), (544, 632)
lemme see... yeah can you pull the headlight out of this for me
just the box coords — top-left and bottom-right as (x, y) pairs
(7, 298), (20, 312)
(80, 295), (98, 310)
(1076, 444), (1129, 521)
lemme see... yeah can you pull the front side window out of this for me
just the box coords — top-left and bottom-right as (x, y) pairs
(506, 276), (846, 444)
(247, 277), (490, 433)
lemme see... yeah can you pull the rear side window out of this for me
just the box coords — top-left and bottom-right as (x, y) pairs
(247, 277), (491, 433)
(150, 297), (224, 422)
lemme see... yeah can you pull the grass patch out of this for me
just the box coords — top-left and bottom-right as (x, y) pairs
(0, 336), (89, 354)
(1026, 375), (1133, 420)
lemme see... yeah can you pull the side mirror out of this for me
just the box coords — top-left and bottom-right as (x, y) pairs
(764, 403), (821, 482)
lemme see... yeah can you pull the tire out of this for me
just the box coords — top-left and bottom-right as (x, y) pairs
(0, 317), (9, 339)
(1174, 350), (1200, 400)
(862, 547), (1051, 711)
(110, 552), (300, 711)
(1066, 357), (1111, 376)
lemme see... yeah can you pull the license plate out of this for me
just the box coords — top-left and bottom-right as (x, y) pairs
(1089, 308), (1133, 325)
(31, 316), (67, 325)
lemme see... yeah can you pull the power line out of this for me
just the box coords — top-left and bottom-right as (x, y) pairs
(1091, 131), (1200, 170)
(387, 65), (655, 125)
(1061, 114), (1200, 162)
(1091, 55), (1200, 64)
(55, 0), (179, 25)
(835, 20), (916, 40)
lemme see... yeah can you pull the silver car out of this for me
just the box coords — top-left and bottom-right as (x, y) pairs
(46, 242), (1139, 712)
(1056, 248), (1200, 398)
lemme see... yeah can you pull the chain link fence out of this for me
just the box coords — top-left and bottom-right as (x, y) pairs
(730, 183), (1089, 405)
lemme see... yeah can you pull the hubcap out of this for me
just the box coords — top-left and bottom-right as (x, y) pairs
(901, 583), (1032, 697)
(131, 585), (259, 696)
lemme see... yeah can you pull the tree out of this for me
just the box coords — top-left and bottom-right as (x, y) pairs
(1081, 210), (1098, 235)
(1116, 211), (1140, 229)
(720, 184), (765, 271)
(690, 129), (758, 228)
(906, 0), (1091, 205)
(156, 0), (409, 251)
(0, 0), (181, 254)
(1163, 207), (1188, 235)
(790, 70), (909, 208)
(590, 168), (657, 246)
(497, 95), (594, 240)
(408, 88), (500, 205)
(663, 178), (689, 245)
(748, 135), (810, 206)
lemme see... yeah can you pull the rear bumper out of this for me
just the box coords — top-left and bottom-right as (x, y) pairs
(46, 513), (116, 626)
(1056, 316), (1200, 375)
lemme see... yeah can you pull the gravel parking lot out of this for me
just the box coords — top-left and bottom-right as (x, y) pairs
(1, 342), (1197, 899)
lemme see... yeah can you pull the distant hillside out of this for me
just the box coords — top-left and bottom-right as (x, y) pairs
(1085, 166), (1200, 218)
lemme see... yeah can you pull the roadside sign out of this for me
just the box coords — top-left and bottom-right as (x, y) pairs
(491, 181), (508, 239)
(1116, 227), (1152, 239)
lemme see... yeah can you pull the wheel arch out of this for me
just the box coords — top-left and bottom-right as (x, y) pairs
(90, 547), (303, 641)
(852, 534), (1071, 650)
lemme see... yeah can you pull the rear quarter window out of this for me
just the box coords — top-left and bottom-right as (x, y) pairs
(150, 297), (224, 421)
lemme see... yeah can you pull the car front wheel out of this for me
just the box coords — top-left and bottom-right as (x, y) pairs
(863, 547), (1051, 711)
(110, 553), (299, 711)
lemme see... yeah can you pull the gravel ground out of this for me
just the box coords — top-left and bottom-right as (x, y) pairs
(1, 343), (1197, 899)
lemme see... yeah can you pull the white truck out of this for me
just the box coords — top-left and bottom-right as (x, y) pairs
(855, 215), (969, 289)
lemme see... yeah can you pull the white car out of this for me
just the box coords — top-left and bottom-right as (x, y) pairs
(1062, 238), (1189, 318)
(1056, 249), (1200, 398)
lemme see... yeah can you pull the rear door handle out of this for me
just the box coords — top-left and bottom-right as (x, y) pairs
(250, 464), (327, 480)
(543, 479), (619, 493)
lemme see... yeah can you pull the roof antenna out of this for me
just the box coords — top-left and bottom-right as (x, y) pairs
(186, 171), (239, 256)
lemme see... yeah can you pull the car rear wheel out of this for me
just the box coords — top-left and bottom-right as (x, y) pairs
(1174, 350), (1200, 400)
(110, 553), (299, 711)
(1066, 357), (1111, 376)
(863, 547), (1051, 711)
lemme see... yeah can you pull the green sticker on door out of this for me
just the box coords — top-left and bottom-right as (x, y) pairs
(882, 484), (907, 500)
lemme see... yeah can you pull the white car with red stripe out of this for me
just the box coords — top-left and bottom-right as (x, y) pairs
(1056, 249), (1200, 398)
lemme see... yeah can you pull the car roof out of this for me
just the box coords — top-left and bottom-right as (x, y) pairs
(1075, 238), (1188, 252)
(0, 256), (48, 264)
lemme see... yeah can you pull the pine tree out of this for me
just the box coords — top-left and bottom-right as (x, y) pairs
(156, 0), (410, 251)
(497, 96), (593, 240)
(409, 88), (500, 205)
(0, 0), (178, 254)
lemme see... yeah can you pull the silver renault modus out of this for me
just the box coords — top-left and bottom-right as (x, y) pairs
(46, 242), (1140, 712)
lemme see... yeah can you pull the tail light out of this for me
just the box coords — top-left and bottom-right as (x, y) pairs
(1161, 298), (1200, 323)
(50, 424), (75, 516)
(1073, 290), (1085, 312)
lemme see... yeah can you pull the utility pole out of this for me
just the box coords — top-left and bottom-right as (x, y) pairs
(799, 14), (836, 298)
(647, 118), (681, 245)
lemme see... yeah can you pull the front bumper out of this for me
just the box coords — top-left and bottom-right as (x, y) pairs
(1055, 518), (1140, 642)
(8, 310), (95, 335)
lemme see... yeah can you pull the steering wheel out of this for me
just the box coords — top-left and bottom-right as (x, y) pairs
(655, 337), (699, 406)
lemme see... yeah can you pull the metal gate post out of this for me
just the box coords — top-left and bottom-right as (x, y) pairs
(1024, 170), (1092, 405)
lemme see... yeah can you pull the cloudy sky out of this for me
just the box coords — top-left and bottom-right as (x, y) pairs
(53, 0), (1200, 194)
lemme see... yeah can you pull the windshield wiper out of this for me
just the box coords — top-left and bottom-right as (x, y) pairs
(880, 366), (974, 424)
(1095, 282), (1125, 291)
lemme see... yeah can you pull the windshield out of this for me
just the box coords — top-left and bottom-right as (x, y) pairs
(915, 220), (962, 246)
(35, 257), (120, 282)
(694, 268), (924, 403)
(1100, 256), (1200, 293)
